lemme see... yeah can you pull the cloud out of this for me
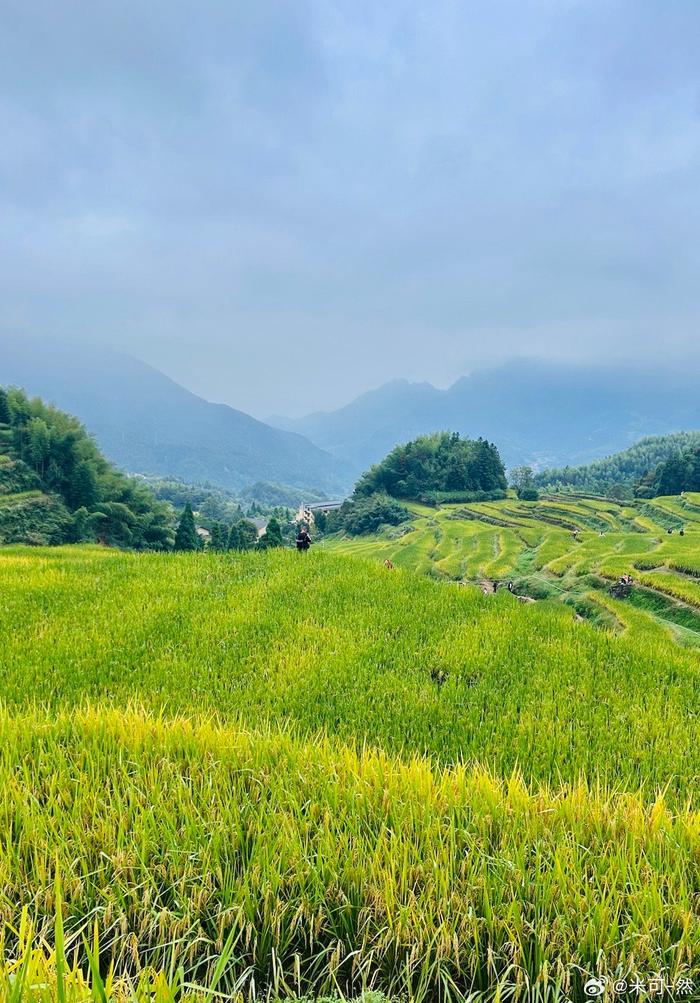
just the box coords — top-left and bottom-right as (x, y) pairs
(1, 0), (699, 415)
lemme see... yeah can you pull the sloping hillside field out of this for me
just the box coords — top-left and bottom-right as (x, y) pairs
(325, 492), (700, 648)
(1, 541), (700, 1000)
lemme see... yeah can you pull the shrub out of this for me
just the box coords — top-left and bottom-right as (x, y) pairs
(517, 486), (540, 501)
(418, 488), (507, 505)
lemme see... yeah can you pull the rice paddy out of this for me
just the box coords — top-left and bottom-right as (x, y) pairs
(323, 492), (700, 647)
(2, 533), (700, 1001)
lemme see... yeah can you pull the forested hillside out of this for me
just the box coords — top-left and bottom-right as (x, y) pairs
(636, 440), (700, 497)
(535, 431), (700, 496)
(0, 387), (172, 547)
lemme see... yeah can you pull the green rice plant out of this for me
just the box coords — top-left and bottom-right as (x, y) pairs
(634, 570), (700, 608)
(1, 708), (699, 1001)
(3, 536), (700, 998)
(649, 496), (700, 525)
(584, 590), (676, 644)
(481, 528), (524, 579)
(2, 544), (700, 792)
(530, 530), (572, 570)
(322, 494), (700, 643)
(667, 554), (700, 576)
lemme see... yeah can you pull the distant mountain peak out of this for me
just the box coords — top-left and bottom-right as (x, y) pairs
(0, 336), (351, 494)
(274, 359), (700, 478)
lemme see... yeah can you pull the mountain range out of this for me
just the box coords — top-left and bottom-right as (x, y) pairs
(272, 359), (700, 476)
(2, 338), (698, 495)
(0, 336), (349, 494)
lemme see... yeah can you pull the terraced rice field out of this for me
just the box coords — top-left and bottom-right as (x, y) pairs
(323, 493), (700, 646)
(2, 543), (700, 1000)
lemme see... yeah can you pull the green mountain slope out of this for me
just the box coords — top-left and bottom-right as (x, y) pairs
(534, 430), (700, 494)
(0, 335), (351, 493)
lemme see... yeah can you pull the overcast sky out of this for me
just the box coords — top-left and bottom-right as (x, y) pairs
(1, 1), (699, 416)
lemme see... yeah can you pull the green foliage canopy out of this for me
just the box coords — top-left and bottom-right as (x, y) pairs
(536, 431), (700, 496)
(256, 516), (284, 549)
(328, 494), (411, 536)
(228, 518), (259, 551)
(636, 443), (700, 498)
(354, 432), (507, 501)
(0, 386), (173, 549)
(174, 503), (200, 551)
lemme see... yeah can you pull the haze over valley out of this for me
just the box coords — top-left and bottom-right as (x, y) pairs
(3, 336), (698, 495)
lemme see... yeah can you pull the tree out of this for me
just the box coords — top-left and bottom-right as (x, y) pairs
(256, 517), (284, 549)
(26, 417), (51, 476)
(89, 501), (137, 547)
(228, 518), (258, 551)
(354, 432), (506, 501)
(635, 444), (700, 498)
(69, 506), (93, 543)
(174, 503), (200, 551)
(209, 522), (229, 551)
(0, 385), (174, 549)
(509, 466), (534, 492)
(45, 458), (65, 494)
(509, 465), (539, 500)
(70, 461), (98, 509)
(337, 494), (411, 536)
(517, 486), (539, 501)
(473, 438), (507, 493)
(608, 483), (632, 501)
(535, 432), (700, 496)
(656, 452), (689, 496)
(0, 388), (11, 425)
(227, 523), (242, 551)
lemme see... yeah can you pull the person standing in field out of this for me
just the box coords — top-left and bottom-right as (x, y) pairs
(296, 525), (312, 552)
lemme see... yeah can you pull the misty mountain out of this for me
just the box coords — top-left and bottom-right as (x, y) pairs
(0, 337), (349, 494)
(272, 360), (700, 476)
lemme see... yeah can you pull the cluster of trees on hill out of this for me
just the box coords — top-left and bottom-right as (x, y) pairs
(635, 442), (700, 498)
(534, 431), (700, 497)
(354, 432), (507, 503)
(318, 432), (507, 537)
(238, 480), (329, 510)
(0, 387), (172, 548)
(142, 475), (318, 523)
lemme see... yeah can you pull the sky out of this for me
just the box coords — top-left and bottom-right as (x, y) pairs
(1, 0), (699, 417)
